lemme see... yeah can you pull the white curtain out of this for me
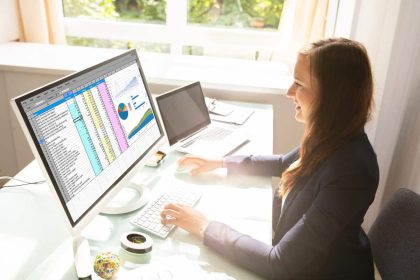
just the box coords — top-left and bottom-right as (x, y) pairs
(17, 0), (66, 44)
(274, 0), (329, 63)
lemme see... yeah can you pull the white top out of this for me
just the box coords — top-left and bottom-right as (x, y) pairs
(281, 160), (299, 212)
(281, 191), (290, 212)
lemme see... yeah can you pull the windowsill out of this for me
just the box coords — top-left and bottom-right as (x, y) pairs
(0, 42), (291, 95)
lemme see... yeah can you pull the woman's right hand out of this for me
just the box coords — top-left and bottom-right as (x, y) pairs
(177, 154), (224, 175)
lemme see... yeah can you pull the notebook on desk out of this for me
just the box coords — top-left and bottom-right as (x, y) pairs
(205, 97), (254, 125)
(155, 81), (248, 157)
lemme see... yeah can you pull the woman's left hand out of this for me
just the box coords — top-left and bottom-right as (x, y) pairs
(160, 203), (209, 240)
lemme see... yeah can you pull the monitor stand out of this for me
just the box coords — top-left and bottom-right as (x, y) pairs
(101, 182), (149, 215)
(73, 235), (92, 279)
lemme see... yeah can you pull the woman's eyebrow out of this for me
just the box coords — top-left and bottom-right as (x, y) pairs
(294, 77), (305, 83)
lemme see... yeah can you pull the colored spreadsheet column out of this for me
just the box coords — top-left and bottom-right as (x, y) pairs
(83, 90), (117, 163)
(68, 100), (103, 176)
(97, 82), (129, 152)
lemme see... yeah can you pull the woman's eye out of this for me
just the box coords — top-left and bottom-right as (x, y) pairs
(294, 82), (302, 87)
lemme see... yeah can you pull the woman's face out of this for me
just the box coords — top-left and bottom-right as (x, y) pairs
(286, 54), (318, 124)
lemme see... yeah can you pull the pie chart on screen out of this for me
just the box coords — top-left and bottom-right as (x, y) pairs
(118, 103), (129, 120)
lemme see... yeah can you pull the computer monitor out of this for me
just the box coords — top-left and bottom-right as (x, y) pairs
(11, 49), (165, 277)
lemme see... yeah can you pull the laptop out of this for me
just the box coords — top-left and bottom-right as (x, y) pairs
(155, 82), (249, 157)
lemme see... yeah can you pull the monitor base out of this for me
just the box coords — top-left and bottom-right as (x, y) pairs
(100, 182), (149, 215)
(73, 236), (92, 279)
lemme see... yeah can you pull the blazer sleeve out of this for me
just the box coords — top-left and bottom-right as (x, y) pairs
(203, 171), (378, 279)
(223, 147), (299, 177)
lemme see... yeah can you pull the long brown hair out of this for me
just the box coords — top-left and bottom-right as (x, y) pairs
(280, 38), (374, 197)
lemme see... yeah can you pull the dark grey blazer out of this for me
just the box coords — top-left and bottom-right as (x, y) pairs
(204, 132), (379, 280)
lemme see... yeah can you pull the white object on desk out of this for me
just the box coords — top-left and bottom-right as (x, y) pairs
(175, 163), (200, 173)
(205, 97), (234, 116)
(205, 97), (254, 125)
(123, 255), (204, 279)
(101, 183), (149, 215)
(120, 231), (153, 254)
(210, 107), (254, 125)
(73, 236), (91, 278)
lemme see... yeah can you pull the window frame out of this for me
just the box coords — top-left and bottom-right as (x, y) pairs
(63, 0), (341, 60)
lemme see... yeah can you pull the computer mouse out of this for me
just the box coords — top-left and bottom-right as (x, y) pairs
(175, 163), (199, 174)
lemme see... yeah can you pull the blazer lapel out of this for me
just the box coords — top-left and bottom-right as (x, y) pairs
(273, 181), (305, 243)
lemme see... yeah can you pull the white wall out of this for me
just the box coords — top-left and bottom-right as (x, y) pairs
(0, 0), (20, 177)
(350, 0), (420, 227)
(378, 0), (420, 204)
(0, 0), (20, 42)
(0, 71), (16, 176)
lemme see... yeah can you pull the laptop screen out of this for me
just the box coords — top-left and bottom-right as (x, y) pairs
(156, 82), (210, 145)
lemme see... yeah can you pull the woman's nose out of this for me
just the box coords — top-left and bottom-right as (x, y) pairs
(286, 85), (295, 98)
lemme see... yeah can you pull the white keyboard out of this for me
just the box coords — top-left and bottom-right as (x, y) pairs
(130, 191), (201, 238)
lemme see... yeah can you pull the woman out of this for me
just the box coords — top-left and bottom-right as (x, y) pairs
(160, 38), (379, 279)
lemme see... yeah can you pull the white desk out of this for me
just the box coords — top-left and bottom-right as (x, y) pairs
(0, 103), (273, 280)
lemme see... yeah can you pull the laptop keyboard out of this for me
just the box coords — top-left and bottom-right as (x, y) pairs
(181, 127), (233, 148)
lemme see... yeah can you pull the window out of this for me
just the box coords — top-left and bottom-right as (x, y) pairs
(62, 0), (286, 61)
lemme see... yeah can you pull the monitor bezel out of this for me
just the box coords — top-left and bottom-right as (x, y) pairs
(155, 81), (211, 146)
(10, 49), (166, 235)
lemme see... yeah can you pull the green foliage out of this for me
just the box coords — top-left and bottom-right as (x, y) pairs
(188, 0), (284, 29)
(241, 0), (284, 28)
(188, 0), (215, 24)
(114, 0), (166, 22)
(63, 0), (119, 19)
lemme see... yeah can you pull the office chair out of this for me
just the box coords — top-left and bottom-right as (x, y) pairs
(368, 188), (420, 280)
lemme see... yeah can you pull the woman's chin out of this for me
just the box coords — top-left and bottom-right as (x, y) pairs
(294, 111), (304, 123)
(295, 115), (309, 124)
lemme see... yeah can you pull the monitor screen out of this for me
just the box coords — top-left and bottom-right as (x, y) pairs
(12, 50), (164, 229)
(156, 82), (210, 145)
